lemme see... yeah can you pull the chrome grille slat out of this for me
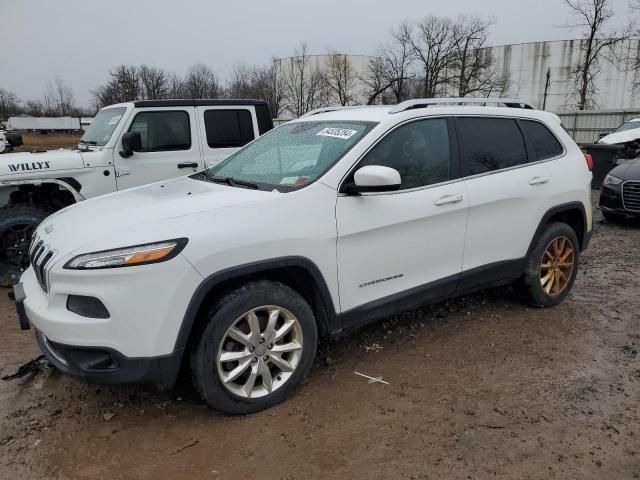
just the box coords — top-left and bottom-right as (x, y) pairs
(622, 180), (640, 212)
(29, 237), (55, 292)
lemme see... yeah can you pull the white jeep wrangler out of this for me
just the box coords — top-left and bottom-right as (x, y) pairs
(0, 99), (273, 285)
(15, 98), (593, 414)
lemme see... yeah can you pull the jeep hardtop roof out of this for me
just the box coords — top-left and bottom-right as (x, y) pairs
(132, 99), (270, 108)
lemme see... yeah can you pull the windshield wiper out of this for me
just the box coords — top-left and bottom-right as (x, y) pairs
(208, 175), (259, 190)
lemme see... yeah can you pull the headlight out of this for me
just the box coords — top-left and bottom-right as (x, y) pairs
(603, 174), (623, 186)
(64, 239), (188, 270)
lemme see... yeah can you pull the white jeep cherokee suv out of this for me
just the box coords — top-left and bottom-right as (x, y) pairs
(14, 98), (593, 414)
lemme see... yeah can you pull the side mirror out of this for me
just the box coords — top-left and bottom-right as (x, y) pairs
(120, 132), (142, 158)
(343, 165), (401, 194)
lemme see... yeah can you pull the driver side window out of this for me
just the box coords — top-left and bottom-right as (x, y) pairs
(129, 110), (191, 152)
(358, 118), (451, 190)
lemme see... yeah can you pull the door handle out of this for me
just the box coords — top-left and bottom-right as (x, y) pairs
(434, 194), (463, 206)
(178, 162), (199, 169)
(529, 176), (550, 186)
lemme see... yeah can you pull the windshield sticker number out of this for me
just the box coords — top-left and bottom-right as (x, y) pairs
(107, 115), (122, 125)
(316, 128), (358, 140)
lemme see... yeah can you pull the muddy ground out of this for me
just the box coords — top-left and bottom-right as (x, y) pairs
(13, 132), (82, 152)
(1, 195), (638, 480)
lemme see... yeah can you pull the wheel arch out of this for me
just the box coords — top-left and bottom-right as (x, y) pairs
(175, 256), (340, 353)
(528, 202), (589, 256)
(0, 178), (84, 208)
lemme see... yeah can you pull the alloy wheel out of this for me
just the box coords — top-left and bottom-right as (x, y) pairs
(216, 305), (304, 399)
(539, 235), (575, 296)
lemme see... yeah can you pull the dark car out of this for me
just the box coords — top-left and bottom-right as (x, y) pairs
(600, 158), (640, 220)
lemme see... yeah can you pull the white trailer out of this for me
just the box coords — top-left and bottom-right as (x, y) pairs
(7, 116), (83, 131)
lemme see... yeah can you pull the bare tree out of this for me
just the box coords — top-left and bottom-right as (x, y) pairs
(92, 65), (141, 108)
(0, 89), (19, 121)
(24, 100), (44, 117)
(360, 57), (395, 104)
(183, 63), (220, 99)
(226, 62), (285, 117)
(281, 42), (329, 117)
(325, 51), (356, 105)
(139, 65), (170, 100)
(565, 0), (630, 109)
(405, 16), (457, 98)
(449, 15), (510, 97)
(41, 78), (75, 116)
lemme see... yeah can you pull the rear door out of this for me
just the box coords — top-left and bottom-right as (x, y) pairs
(196, 106), (258, 168)
(113, 106), (201, 190)
(336, 117), (468, 324)
(456, 116), (554, 280)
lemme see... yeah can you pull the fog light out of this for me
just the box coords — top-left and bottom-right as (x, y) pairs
(67, 295), (110, 319)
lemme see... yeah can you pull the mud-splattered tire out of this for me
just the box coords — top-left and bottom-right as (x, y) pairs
(191, 280), (318, 415)
(0, 205), (49, 287)
(519, 222), (580, 308)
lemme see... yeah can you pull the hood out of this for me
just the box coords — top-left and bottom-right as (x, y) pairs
(598, 128), (640, 145)
(0, 149), (84, 176)
(38, 175), (276, 256)
(609, 158), (640, 180)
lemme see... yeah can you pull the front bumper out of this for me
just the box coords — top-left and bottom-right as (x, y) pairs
(600, 183), (640, 217)
(15, 252), (203, 388)
(35, 329), (182, 389)
(14, 281), (184, 389)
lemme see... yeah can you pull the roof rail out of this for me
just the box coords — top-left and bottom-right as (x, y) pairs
(388, 98), (535, 114)
(300, 106), (369, 118)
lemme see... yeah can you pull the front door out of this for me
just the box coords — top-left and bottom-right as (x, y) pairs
(113, 107), (201, 190)
(336, 117), (468, 325)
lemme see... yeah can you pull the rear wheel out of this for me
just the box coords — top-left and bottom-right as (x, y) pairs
(0, 205), (49, 287)
(191, 281), (317, 414)
(519, 222), (580, 307)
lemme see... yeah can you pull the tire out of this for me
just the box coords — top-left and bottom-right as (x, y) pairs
(519, 222), (580, 308)
(602, 210), (624, 222)
(191, 280), (318, 414)
(0, 205), (49, 287)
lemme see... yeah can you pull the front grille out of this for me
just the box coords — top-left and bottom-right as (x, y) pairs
(622, 181), (640, 212)
(29, 235), (55, 292)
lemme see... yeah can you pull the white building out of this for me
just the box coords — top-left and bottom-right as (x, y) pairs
(490, 38), (640, 112)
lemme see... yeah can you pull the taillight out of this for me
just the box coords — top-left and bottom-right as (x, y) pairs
(584, 153), (593, 171)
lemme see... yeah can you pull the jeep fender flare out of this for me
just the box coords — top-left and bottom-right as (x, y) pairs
(174, 256), (340, 351)
(0, 178), (85, 203)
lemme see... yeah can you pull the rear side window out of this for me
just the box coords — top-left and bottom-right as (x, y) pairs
(456, 117), (528, 175)
(129, 111), (191, 152)
(520, 120), (564, 160)
(204, 109), (255, 148)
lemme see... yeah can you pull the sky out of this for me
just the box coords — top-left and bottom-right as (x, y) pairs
(1, 0), (634, 106)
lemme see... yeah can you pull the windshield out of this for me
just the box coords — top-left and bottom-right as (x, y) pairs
(205, 121), (376, 190)
(614, 120), (640, 134)
(80, 107), (127, 146)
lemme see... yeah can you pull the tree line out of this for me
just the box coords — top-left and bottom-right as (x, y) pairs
(0, 0), (637, 122)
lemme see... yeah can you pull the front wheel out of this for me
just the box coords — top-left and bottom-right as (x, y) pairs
(191, 281), (318, 414)
(0, 205), (49, 287)
(519, 222), (580, 307)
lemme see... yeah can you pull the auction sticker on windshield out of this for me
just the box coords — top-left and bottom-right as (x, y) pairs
(316, 128), (358, 140)
(107, 115), (122, 125)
